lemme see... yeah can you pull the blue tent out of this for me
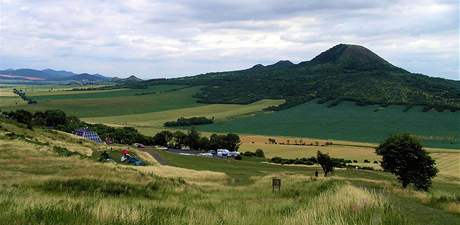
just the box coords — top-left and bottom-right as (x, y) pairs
(74, 127), (103, 144)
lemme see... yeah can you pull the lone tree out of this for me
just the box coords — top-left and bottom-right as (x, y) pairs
(317, 151), (334, 176)
(376, 134), (437, 191)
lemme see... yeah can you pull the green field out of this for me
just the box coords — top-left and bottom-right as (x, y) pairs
(1, 84), (458, 149)
(200, 101), (460, 149)
(0, 85), (204, 117)
(84, 99), (284, 135)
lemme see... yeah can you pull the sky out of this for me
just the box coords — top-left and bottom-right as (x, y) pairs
(0, 0), (458, 80)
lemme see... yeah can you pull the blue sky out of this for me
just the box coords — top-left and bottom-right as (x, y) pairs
(0, 0), (458, 79)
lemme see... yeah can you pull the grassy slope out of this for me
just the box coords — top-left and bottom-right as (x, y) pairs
(200, 101), (460, 148)
(0, 120), (459, 224)
(153, 149), (460, 224)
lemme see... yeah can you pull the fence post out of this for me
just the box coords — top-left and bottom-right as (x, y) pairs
(272, 177), (281, 192)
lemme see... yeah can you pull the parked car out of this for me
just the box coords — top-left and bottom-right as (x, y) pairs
(228, 151), (240, 158)
(133, 143), (145, 148)
(217, 149), (230, 157)
(199, 153), (214, 157)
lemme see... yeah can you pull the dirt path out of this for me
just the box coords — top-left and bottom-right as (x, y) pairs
(143, 148), (168, 165)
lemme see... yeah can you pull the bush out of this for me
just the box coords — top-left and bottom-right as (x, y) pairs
(364, 159), (370, 163)
(357, 166), (375, 171)
(242, 151), (256, 157)
(270, 157), (283, 164)
(269, 156), (316, 165)
(254, 149), (265, 158)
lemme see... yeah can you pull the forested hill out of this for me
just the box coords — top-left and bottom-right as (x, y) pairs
(146, 44), (460, 111)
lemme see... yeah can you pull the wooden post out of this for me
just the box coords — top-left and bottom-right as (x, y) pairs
(272, 177), (281, 192)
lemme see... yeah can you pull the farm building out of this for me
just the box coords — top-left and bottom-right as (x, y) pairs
(74, 127), (103, 143)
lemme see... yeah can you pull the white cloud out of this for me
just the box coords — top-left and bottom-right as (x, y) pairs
(0, 0), (458, 79)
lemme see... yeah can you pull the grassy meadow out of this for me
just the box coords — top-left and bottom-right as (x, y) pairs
(1, 119), (459, 225)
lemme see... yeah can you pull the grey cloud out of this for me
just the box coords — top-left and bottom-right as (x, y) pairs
(0, 0), (458, 79)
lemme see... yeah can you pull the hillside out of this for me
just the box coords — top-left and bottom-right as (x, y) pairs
(0, 68), (110, 82)
(1, 118), (459, 225)
(148, 44), (460, 111)
(62, 73), (108, 81)
(112, 75), (143, 83)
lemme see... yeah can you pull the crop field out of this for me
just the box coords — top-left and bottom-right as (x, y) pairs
(238, 135), (460, 179)
(0, 96), (26, 107)
(1, 84), (458, 149)
(0, 87), (27, 107)
(200, 101), (460, 149)
(0, 85), (204, 117)
(238, 141), (460, 180)
(1, 120), (459, 225)
(84, 99), (284, 135)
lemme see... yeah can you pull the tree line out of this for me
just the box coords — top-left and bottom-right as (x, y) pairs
(164, 116), (214, 127)
(152, 129), (239, 151)
(1, 109), (239, 151)
(13, 89), (37, 104)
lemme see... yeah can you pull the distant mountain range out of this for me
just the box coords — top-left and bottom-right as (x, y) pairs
(146, 44), (460, 111)
(0, 68), (146, 84)
(0, 68), (110, 82)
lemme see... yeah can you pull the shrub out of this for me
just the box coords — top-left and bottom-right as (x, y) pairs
(270, 157), (283, 164)
(242, 151), (257, 157)
(255, 149), (265, 158)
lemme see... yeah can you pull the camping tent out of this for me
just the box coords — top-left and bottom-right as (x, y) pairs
(74, 127), (103, 143)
